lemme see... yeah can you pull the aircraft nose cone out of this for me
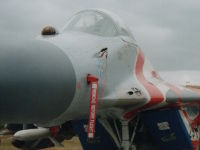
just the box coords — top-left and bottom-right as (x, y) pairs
(0, 40), (76, 123)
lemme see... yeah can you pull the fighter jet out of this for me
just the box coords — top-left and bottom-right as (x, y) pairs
(0, 9), (200, 150)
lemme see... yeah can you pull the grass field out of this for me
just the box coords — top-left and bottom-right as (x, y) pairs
(0, 135), (83, 150)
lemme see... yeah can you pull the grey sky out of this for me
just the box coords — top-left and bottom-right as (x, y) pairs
(0, 0), (199, 71)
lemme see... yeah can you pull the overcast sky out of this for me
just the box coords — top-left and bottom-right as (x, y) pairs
(0, 0), (199, 71)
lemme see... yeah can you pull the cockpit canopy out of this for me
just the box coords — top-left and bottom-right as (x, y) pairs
(63, 9), (134, 38)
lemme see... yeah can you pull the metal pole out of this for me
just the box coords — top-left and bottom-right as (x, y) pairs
(121, 120), (130, 150)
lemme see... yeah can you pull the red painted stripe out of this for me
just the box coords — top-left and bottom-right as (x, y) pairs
(192, 140), (199, 150)
(124, 49), (164, 119)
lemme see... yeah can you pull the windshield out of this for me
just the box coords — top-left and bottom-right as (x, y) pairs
(64, 11), (118, 37)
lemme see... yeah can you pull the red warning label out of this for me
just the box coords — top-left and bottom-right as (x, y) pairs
(87, 75), (98, 139)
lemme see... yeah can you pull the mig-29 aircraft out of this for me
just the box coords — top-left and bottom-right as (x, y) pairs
(0, 9), (200, 150)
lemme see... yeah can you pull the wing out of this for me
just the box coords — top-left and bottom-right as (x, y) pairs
(165, 83), (200, 104)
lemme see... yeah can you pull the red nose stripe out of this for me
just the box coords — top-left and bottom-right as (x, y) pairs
(124, 49), (164, 119)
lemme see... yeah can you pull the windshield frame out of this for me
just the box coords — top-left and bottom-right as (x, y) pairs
(62, 9), (134, 38)
(63, 10), (119, 37)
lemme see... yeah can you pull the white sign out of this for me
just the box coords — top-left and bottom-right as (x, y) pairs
(157, 122), (170, 130)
